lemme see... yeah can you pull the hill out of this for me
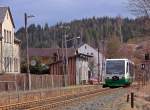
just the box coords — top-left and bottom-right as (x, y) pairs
(15, 16), (150, 60)
(16, 17), (150, 48)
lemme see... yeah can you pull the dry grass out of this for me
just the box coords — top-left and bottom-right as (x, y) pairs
(128, 36), (150, 44)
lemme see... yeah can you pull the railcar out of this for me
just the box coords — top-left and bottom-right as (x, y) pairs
(103, 59), (134, 87)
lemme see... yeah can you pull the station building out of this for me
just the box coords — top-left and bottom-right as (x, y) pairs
(49, 53), (93, 85)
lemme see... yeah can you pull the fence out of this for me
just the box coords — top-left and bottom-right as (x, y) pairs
(0, 74), (64, 92)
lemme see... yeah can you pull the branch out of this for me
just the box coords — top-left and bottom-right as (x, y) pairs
(128, 0), (150, 17)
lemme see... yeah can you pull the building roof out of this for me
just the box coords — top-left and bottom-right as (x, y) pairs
(77, 43), (104, 54)
(0, 6), (15, 28)
(29, 48), (76, 57)
(76, 43), (96, 49)
(70, 53), (93, 58)
(49, 53), (93, 66)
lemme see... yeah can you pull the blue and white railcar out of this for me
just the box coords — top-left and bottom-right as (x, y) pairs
(103, 59), (134, 87)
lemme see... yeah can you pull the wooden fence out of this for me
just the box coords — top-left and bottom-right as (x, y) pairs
(0, 74), (65, 92)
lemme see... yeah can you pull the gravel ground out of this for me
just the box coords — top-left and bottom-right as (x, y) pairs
(133, 84), (150, 110)
(58, 88), (128, 110)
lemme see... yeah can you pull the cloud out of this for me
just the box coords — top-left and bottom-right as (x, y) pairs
(0, 0), (133, 29)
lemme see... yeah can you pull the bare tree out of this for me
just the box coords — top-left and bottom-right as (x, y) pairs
(128, 0), (150, 17)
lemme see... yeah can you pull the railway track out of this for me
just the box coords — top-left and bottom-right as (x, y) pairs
(0, 87), (107, 110)
(28, 87), (123, 110)
(0, 86), (130, 110)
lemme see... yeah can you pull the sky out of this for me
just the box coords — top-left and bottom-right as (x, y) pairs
(0, 0), (134, 30)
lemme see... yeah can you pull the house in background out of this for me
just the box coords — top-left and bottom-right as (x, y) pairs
(0, 6), (21, 74)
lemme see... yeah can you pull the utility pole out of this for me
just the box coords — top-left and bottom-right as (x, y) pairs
(53, 27), (56, 48)
(101, 36), (105, 82)
(60, 25), (69, 87)
(25, 13), (30, 90)
(117, 16), (123, 43)
(98, 48), (100, 84)
(24, 13), (34, 90)
(64, 32), (68, 87)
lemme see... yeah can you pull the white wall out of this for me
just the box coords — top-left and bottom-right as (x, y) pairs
(76, 57), (89, 84)
(1, 9), (20, 73)
(77, 44), (103, 78)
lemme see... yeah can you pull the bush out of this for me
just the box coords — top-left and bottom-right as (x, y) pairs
(30, 64), (49, 74)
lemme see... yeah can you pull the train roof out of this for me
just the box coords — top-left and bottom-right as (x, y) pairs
(106, 58), (129, 61)
(106, 58), (134, 64)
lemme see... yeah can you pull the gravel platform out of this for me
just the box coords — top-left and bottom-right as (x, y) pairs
(58, 88), (128, 110)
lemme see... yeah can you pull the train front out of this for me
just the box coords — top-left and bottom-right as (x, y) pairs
(103, 59), (129, 87)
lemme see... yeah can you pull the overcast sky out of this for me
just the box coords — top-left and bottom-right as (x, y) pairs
(0, 0), (134, 30)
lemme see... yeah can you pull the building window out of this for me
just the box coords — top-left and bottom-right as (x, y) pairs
(14, 58), (18, 72)
(9, 57), (12, 72)
(11, 58), (13, 72)
(16, 59), (18, 72)
(4, 57), (9, 72)
(4, 57), (6, 72)
(8, 58), (10, 72)
(14, 58), (16, 72)
(7, 31), (9, 43)
(10, 31), (11, 44)
(4, 29), (6, 43)
(7, 57), (9, 72)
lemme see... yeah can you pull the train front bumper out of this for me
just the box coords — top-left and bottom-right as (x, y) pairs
(104, 78), (132, 87)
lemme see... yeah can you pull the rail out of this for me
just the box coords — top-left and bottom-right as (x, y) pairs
(0, 87), (103, 110)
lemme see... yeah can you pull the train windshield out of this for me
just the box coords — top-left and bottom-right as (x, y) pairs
(106, 60), (125, 74)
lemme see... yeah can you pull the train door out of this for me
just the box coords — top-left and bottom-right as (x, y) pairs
(125, 61), (129, 78)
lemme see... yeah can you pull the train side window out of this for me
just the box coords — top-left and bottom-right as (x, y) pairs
(126, 62), (129, 73)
